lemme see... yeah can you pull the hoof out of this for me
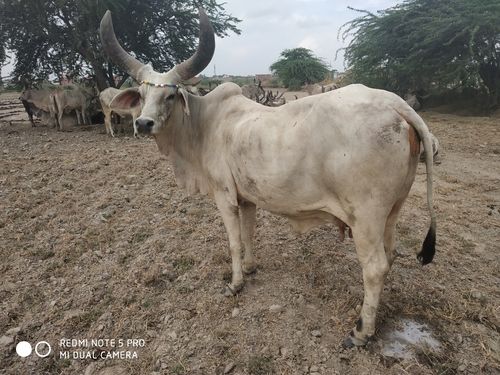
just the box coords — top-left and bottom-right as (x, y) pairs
(342, 336), (355, 349)
(242, 263), (257, 275)
(223, 282), (243, 297)
(342, 333), (366, 348)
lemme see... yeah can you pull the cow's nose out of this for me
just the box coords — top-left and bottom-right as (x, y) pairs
(135, 117), (154, 134)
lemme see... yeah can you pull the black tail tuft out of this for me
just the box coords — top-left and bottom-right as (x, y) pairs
(417, 224), (436, 265)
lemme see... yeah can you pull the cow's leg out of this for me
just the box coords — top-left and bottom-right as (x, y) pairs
(51, 112), (58, 129)
(80, 109), (88, 125)
(28, 113), (35, 127)
(345, 219), (389, 347)
(214, 192), (244, 296)
(79, 109), (85, 124)
(81, 109), (87, 125)
(83, 108), (90, 124)
(384, 199), (406, 267)
(58, 112), (64, 131)
(105, 111), (114, 137)
(110, 113), (117, 137)
(239, 200), (257, 274)
(132, 115), (138, 138)
(336, 219), (346, 242)
(108, 116), (115, 137)
(22, 102), (36, 127)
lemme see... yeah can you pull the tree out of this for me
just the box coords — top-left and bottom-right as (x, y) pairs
(0, 12), (6, 84)
(341, 0), (500, 108)
(270, 48), (329, 90)
(1, 0), (240, 90)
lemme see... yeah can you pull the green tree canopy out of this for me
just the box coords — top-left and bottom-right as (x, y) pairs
(341, 0), (500, 107)
(270, 48), (329, 90)
(1, 0), (240, 90)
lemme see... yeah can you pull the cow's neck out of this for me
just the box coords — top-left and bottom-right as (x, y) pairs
(155, 94), (210, 195)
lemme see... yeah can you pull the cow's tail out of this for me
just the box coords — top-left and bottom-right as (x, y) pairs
(395, 105), (436, 265)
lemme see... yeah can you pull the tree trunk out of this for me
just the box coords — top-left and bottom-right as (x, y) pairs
(93, 63), (111, 91)
(479, 62), (500, 109)
(78, 47), (110, 91)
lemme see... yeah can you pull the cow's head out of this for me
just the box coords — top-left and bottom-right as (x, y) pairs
(99, 8), (215, 135)
(19, 90), (31, 101)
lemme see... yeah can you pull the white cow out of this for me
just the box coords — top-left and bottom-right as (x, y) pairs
(100, 8), (437, 347)
(52, 85), (92, 130)
(99, 87), (141, 137)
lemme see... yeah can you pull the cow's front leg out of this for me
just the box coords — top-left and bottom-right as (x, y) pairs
(132, 115), (139, 138)
(215, 192), (244, 296)
(240, 200), (257, 274)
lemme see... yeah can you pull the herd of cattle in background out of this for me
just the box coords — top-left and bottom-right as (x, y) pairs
(15, 77), (346, 136)
(15, 78), (438, 161)
(19, 83), (97, 130)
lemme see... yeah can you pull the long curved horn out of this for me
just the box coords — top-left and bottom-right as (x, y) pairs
(99, 11), (149, 81)
(174, 8), (215, 81)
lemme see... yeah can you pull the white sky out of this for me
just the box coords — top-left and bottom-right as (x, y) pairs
(1, 0), (402, 78)
(206, 0), (401, 75)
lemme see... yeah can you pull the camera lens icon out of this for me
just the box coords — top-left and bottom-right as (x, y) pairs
(16, 341), (32, 357)
(35, 341), (52, 357)
(16, 341), (52, 358)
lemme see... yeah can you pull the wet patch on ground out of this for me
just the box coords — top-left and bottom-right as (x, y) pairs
(378, 318), (441, 359)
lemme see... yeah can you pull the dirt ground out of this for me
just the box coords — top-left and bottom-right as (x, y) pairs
(0, 91), (499, 375)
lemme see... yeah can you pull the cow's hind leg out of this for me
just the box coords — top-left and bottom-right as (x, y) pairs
(345, 219), (389, 347)
(384, 199), (406, 267)
(214, 192), (244, 296)
(240, 201), (257, 274)
(83, 108), (90, 125)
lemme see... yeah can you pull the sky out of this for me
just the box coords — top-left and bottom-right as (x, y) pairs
(1, 0), (402, 79)
(206, 0), (401, 76)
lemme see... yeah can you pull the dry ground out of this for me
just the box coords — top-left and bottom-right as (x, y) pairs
(0, 91), (499, 375)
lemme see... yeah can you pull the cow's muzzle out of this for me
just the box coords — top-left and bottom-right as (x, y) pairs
(135, 117), (154, 134)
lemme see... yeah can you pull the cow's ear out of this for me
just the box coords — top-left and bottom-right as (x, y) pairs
(178, 88), (190, 117)
(109, 87), (140, 110)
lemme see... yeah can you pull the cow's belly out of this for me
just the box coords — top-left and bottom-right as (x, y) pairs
(228, 116), (416, 226)
(230, 154), (342, 217)
(232, 168), (349, 233)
